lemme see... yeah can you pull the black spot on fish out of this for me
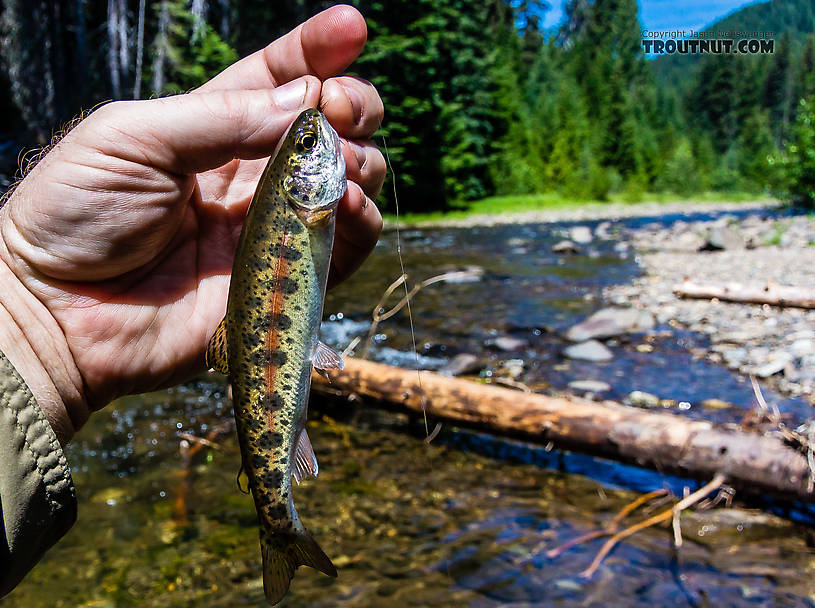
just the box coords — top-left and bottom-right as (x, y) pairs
(281, 384), (292, 392)
(261, 392), (286, 412)
(251, 256), (270, 271)
(243, 333), (260, 348)
(267, 504), (288, 519)
(258, 430), (284, 449)
(245, 376), (265, 391)
(287, 220), (304, 235)
(255, 491), (272, 506)
(270, 350), (288, 366)
(251, 454), (266, 469)
(269, 313), (292, 331)
(244, 417), (262, 432)
(251, 351), (272, 366)
(252, 316), (272, 332)
(260, 469), (284, 486)
(268, 243), (302, 261)
(277, 276), (299, 295)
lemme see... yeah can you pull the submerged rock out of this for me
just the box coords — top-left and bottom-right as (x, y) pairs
(565, 307), (655, 342)
(438, 353), (481, 377)
(570, 225), (593, 244)
(552, 240), (580, 254)
(563, 340), (613, 362)
(568, 379), (612, 393)
(487, 335), (528, 351)
(628, 390), (660, 408)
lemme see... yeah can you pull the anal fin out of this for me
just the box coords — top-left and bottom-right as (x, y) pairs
(292, 428), (318, 485)
(206, 316), (229, 374)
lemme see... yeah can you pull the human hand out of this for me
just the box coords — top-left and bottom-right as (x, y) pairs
(0, 5), (385, 443)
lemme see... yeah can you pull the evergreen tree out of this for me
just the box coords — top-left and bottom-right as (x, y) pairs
(773, 99), (815, 207)
(560, 0), (659, 183)
(352, 0), (518, 209)
(738, 108), (776, 191)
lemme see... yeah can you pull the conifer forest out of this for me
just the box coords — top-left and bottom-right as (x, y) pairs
(0, 0), (813, 209)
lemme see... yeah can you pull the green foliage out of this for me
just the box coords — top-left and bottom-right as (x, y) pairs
(772, 99), (815, 207)
(737, 108), (776, 191)
(352, 0), (516, 210)
(655, 137), (700, 196)
(151, 0), (238, 95)
(0, 0), (813, 210)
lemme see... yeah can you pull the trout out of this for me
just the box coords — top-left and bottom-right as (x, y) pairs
(206, 108), (346, 605)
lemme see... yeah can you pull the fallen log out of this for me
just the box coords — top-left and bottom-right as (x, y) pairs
(313, 357), (815, 502)
(674, 280), (815, 309)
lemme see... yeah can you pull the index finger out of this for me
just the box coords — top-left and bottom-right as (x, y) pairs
(199, 4), (367, 92)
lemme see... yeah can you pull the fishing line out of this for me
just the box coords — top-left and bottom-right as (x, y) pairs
(378, 129), (432, 439)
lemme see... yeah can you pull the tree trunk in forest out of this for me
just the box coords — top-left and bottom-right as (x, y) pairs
(191, 0), (207, 42)
(133, 0), (146, 98)
(674, 280), (815, 309)
(151, 0), (170, 95)
(311, 357), (815, 502)
(107, 0), (121, 98)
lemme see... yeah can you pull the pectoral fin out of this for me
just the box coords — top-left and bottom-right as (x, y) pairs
(311, 339), (344, 373)
(292, 429), (318, 485)
(206, 317), (229, 374)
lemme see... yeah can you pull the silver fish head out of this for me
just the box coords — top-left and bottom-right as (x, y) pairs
(281, 108), (347, 212)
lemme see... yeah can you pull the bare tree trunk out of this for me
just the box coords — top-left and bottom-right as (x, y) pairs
(191, 0), (208, 42)
(217, 0), (230, 39)
(312, 357), (815, 502)
(133, 0), (146, 99)
(107, 0), (121, 98)
(151, 0), (170, 95)
(116, 0), (129, 75)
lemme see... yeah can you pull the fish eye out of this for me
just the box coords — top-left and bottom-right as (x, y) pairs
(296, 132), (317, 152)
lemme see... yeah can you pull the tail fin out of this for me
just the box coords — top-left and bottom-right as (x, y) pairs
(261, 528), (338, 605)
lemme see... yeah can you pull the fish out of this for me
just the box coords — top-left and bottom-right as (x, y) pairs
(205, 108), (347, 605)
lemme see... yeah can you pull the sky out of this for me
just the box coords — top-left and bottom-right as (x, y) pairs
(540, 0), (770, 33)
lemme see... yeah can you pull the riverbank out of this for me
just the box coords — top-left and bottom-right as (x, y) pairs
(384, 195), (774, 229)
(603, 206), (815, 406)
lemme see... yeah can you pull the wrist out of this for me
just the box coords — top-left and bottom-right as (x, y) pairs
(0, 232), (87, 445)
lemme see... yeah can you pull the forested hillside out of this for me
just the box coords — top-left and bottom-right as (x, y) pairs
(0, 0), (812, 209)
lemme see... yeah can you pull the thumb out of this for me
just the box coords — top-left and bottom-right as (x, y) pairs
(79, 75), (322, 175)
(0, 76), (321, 282)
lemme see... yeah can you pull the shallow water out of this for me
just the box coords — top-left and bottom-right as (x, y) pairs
(5, 211), (815, 607)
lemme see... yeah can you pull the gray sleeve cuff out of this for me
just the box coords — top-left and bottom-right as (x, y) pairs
(0, 348), (76, 597)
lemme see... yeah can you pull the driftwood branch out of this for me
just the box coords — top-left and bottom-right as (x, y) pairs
(313, 357), (815, 502)
(674, 280), (815, 309)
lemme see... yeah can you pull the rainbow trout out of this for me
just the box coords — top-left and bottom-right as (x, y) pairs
(206, 108), (346, 605)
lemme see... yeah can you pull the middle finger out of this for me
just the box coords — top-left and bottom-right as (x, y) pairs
(321, 76), (384, 140)
(342, 139), (386, 201)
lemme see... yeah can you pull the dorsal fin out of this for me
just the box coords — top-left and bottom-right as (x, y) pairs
(206, 316), (229, 374)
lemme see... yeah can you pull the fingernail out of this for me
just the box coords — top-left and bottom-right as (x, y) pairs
(275, 79), (308, 111)
(341, 83), (363, 125)
(350, 142), (367, 170)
